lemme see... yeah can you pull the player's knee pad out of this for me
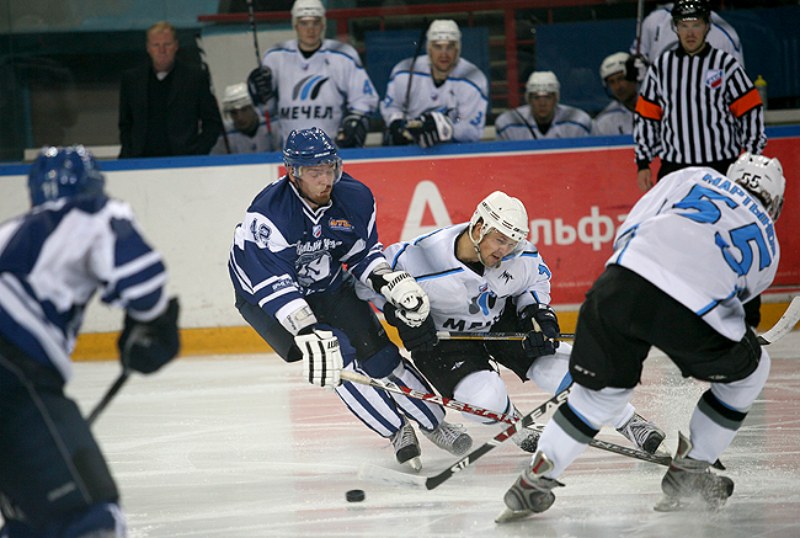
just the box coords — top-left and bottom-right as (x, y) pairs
(526, 343), (572, 394)
(453, 370), (510, 425)
(359, 343), (402, 379)
(710, 347), (771, 413)
(567, 384), (633, 430)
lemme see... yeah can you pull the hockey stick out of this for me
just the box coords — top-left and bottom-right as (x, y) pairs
(402, 21), (428, 121)
(343, 370), (671, 471)
(634, 0), (645, 56)
(87, 369), (130, 426)
(756, 296), (800, 345)
(436, 331), (574, 342)
(245, 0), (272, 134)
(358, 387), (572, 490)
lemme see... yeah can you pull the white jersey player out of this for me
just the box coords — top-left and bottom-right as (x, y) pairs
(381, 19), (488, 147)
(632, 1), (744, 67)
(500, 153), (784, 522)
(211, 82), (277, 154)
(495, 71), (591, 140)
(591, 52), (638, 136)
(246, 0), (378, 148)
(361, 192), (664, 455)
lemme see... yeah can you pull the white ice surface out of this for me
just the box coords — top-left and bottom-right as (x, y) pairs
(35, 333), (800, 536)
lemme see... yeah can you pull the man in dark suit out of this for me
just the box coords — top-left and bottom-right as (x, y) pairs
(118, 21), (222, 158)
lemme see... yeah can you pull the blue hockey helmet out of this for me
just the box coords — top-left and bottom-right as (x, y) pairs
(283, 127), (342, 182)
(28, 145), (105, 207)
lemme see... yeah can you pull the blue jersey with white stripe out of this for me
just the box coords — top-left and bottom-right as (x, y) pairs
(228, 172), (387, 330)
(0, 195), (168, 381)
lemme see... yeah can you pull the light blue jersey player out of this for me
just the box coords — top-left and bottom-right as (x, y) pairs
(228, 127), (473, 471)
(246, 0), (378, 148)
(0, 147), (179, 537)
(500, 153), (785, 521)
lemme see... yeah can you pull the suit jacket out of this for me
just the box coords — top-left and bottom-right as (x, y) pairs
(118, 60), (222, 158)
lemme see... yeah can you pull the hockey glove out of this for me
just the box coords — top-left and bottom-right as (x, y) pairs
(625, 54), (648, 84)
(247, 66), (274, 105)
(369, 269), (430, 328)
(520, 303), (560, 359)
(384, 303), (437, 355)
(386, 119), (413, 146)
(407, 111), (454, 148)
(336, 112), (369, 148)
(118, 297), (180, 374)
(296, 328), (343, 388)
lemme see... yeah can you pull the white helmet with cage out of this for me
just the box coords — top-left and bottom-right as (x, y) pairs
(727, 152), (786, 221)
(292, 0), (326, 25)
(599, 52), (630, 84)
(526, 71), (560, 101)
(469, 191), (529, 265)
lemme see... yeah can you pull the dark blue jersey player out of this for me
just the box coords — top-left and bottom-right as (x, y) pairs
(228, 127), (472, 470)
(0, 146), (179, 537)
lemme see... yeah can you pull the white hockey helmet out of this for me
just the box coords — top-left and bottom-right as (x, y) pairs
(426, 19), (461, 46)
(727, 152), (786, 221)
(469, 191), (529, 265)
(526, 71), (560, 100)
(222, 82), (253, 112)
(292, 0), (325, 24)
(600, 52), (630, 84)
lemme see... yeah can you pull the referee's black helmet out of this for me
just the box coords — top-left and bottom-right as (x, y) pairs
(672, 0), (711, 23)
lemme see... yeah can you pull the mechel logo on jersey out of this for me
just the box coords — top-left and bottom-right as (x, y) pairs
(293, 75), (329, 100)
(705, 69), (723, 89)
(328, 218), (354, 232)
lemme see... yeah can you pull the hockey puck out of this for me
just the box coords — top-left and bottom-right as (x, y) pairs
(346, 489), (365, 503)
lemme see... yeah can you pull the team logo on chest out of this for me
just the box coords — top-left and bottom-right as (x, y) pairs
(705, 69), (723, 90)
(328, 218), (354, 232)
(468, 284), (498, 316)
(312, 224), (322, 238)
(293, 75), (329, 101)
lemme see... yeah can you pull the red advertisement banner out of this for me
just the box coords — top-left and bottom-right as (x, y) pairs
(347, 139), (799, 305)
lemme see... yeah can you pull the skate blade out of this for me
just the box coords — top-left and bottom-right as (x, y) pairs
(495, 507), (533, 524)
(654, 495), (682, 512)
(405, 456), (422, 472)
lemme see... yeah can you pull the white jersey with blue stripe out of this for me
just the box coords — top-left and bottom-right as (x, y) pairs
(591, 99), (634, 136)
(495, 103), (592, 140)
(229, 172), (387, 328)
(0, 195), (168, 381)
(610, 167), (779, 341)
(261, 39), (379, 144)
(382, 224), (553, 333)
(380, 55), (488, 143)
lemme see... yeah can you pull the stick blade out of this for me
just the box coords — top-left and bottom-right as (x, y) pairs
(357, 463), (428, 489)
(758, 296), (800, 345)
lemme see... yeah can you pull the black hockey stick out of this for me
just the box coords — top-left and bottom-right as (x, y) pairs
(87, 369), (130, 426)
(245, 0), (272, 134)
(436, 331), (574, 342)
(358, 387), (572, 490)
(402, 21), (428, 121)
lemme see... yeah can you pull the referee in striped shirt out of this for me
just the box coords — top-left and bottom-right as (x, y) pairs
(633, 0), (765, 192)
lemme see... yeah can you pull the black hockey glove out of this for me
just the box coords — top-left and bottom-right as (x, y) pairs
(520, 303), (560, 359)
(247, 66), (274, 105)
(406, 111), (454, 148)
(386, 119), (412, 146)
(336, 112), (369, 148)
(624, 54), (648, 84)
(384, 303), (437, 356)
(118, 297), (180, 374)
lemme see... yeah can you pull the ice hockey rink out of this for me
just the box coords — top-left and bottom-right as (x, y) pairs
(60, 331), (800, 537)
